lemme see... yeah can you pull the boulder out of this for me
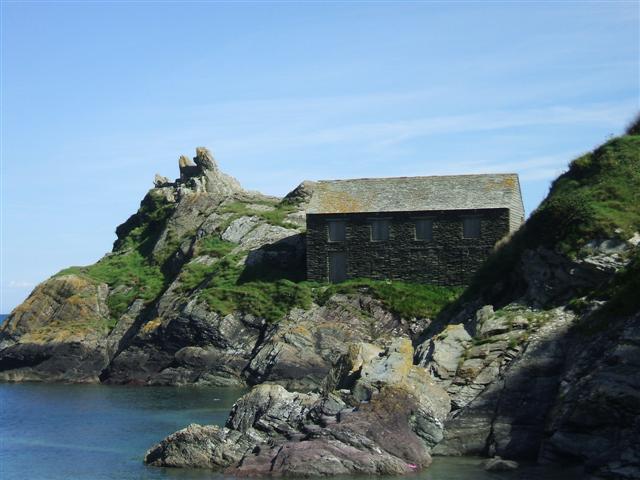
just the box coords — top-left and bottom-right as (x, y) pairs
(416, 324), (471, 385)
(153, 174), (171, 187)
(145, 424), (252, 469)
(146, 340), (450, 476)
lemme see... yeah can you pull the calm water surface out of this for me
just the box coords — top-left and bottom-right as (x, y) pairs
(0, 383), (583, 480)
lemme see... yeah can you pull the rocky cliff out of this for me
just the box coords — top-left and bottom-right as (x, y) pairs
(2, 122), (639, 478)
(0, 147), (452, 387)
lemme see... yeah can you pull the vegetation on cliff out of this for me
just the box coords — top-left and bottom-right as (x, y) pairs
(467, 123), (640, 302)
(57, 252), (166, 325)
(55, 190), (178, 324)
(179, 249), (460, 322)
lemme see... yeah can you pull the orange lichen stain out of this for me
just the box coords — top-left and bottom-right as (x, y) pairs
(319, 190), (364, 213)
(501, 176), (516, 189)
(140, 317), (162, 334)
(483, 176), (516, 191)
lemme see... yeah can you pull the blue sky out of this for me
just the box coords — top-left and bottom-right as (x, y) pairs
(1, 1), (638, 311)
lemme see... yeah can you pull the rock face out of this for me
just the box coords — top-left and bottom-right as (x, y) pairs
(176, 147), (242, 197)
(0, 148), (431, 390)
(416, 244), (640, 479)
(245, 295), (425, 391)
(0, 275), (111, 382)
(540, 312), (640, 479)
(145, 339), (450, 476)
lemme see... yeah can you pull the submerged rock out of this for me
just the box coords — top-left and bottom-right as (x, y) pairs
(482, 456), (519, 471)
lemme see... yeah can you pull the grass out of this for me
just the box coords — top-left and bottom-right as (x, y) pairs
(57, 250), (166, 323)
(179, 254), (313, 322)
(178, 252), (462, 322)
(55, 190), (177, 325)
(218, 199), (300, 229)
(113, 190), (176, 256)
(533, 135), (640, 254)
(316, 278), (463, 319)
(194, 236), (235, 257)
(463, 131), (640, 302)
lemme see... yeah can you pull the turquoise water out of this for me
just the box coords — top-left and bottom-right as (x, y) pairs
(0, 383), (583, 479)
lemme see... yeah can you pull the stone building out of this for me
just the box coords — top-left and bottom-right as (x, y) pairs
(305, 173), (524, 285)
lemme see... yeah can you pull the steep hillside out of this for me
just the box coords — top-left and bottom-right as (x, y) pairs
(416, 121), (640, 478)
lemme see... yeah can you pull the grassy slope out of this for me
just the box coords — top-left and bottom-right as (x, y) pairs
(462, 121), (640, 317)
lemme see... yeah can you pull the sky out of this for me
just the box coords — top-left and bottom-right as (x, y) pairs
(1, 1), (639, 312)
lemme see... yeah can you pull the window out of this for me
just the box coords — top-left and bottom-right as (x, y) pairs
(370, 219), (390, 241)
(414, 219), (433, 241)
(463, 217), (481, 238)
(327, 220), (346, 242)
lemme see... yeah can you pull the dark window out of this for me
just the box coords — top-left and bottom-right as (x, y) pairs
(327, 220), (346, 242)
(414, 219), (433, 241)
(463, 217), (481, 238)
(370, 219), (390, 241)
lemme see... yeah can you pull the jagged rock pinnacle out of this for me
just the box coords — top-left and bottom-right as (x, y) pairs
(175, 147), (242, 197)
(194, 147), (216, 171)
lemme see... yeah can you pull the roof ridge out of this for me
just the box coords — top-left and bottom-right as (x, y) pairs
(315, 173), (518, 183)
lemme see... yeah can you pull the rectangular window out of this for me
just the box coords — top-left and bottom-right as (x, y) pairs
(414, 219), (433, 241)
(327, 220), (346, 242)
(463, 217), (481, 239)
(370, 219), (390, 241)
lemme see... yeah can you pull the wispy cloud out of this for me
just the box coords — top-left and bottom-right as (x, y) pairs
(6, 281), (35, 289)
(212, 100), (634, 155)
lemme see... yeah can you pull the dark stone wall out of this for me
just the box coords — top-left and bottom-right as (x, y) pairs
(306, 209), (510, 286)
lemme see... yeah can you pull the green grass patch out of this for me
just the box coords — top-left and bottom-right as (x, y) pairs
(314, 278), (462, 319)
(114, 190), (176, 257)
(178, 250), (461, 322)
(179, 254), (313, 322)
(57, 250), (166, 322)
(218, 199), (300, 229)
(195, 236), (235, 257)
(464, 132), (640, 301)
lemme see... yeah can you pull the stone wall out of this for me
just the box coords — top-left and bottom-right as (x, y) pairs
(306, 208), (510, 285)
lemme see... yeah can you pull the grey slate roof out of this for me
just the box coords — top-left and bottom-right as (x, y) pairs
(306, 173), (523, 214)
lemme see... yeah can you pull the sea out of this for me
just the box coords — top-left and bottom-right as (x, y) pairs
(0, 312), (583, 480)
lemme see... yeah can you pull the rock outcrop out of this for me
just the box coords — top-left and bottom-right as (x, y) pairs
(145, 338), (450, 476)
(0, 274), (111, 382)
(0, 148), (434, 389)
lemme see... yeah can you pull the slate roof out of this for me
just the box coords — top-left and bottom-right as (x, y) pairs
(306, 173), (522, 214)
